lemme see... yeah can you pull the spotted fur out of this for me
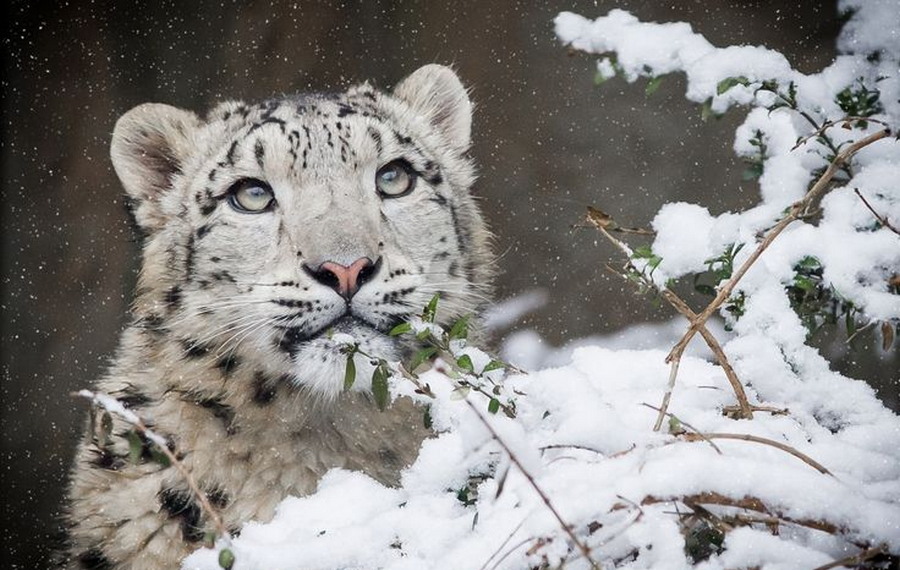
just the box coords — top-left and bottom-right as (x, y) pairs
(63, 65), (492, 569)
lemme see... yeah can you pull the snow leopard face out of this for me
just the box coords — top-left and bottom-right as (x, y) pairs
(113, 65), (491, 399)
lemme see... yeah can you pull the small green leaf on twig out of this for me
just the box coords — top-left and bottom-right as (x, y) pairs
(410, 346), (438, 372)
(389, 322), (412, 336)
(483, 360), (506, 373)
(488, 398), (501, 414)
(127, 430), (143, 464)
(449, 315), (470, 341)
(218, 548), (235, 569)
(423, 294), (440, 323)
(372, 364), (390, 411)
(645, 76), (664, 96)
(456, 354), (475, 374)
(716, 76), (750, 95)
(344, 354), (356, 391)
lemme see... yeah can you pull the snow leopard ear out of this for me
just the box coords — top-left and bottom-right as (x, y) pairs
(393, 64), (472, 151)
(111, 103), (201, 232)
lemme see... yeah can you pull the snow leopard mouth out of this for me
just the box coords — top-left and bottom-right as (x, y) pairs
(276, 311), (403, 356)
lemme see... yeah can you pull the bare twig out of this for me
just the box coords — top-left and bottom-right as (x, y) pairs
(854, 188), (900, 235)
(812, 544), (889, 570)
(668, 129), (890, 362)
(592, 219), (754, 424)
(791, 116), (889, 151)
(74, 390), (231, 543)
(465, 400), (602, 570)
(680, 432), (832, 476)
(631, 492), (841, 535)
(640, 403), (722, 454)
(661, 129), (891, 424)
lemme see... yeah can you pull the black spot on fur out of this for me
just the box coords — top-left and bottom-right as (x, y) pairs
(196, 224), (212, 239)
(182, 339), (210, 358)
(165, 286), (182, 309)
(429, 193), (449, 207)
(208, 169), (217, 181)
(252, 372), (279, 405)
(216, 354), (241, 377)
(159, 487), (205, 542)
(117, 387), (151, 409)
(337, 103), (356, 117)
(225, 139), (240, 166)
(77, 547), (114, 569)
(185, 233), (196, 276)
(207, 486), (230, 509)
(88, 447), (124, 471)
(196, 396), (237, 435)
(254, 139), (265, 168)
(200, 200), (217, 216)
(276, 327), (305, 355)
(368, 127), (383, 154)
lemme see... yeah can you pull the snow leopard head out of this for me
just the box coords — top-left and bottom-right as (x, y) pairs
(112, 65), (492, 399)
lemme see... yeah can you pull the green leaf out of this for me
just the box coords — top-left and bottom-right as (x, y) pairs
(632, 245), (655, 259)
(423, 294), (440, 323)
(372, 365), (390, 411)
(389, 322), (412, 336)
(423, 406), (433, 429)
(343, 354), (357, 391)
(456, 354), (475, 374)
(448, 315), (470, 341)
(716, 76), (749, 95)
(150, 448), (171, 468)
(410, 346), (438, 371)
(700, 98), (715, 121)
(488, 398), (500, 414)
(645, 75), (664, 96)
(218, 548), (236, 570)
(742, 163), (764, 180)
(483, 360), (506, 373)
(127, 430), (143, 464)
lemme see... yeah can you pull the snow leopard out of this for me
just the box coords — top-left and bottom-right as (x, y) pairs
(63, 64), (492, 569)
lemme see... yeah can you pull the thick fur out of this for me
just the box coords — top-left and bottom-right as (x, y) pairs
(63, 65), (492, 569)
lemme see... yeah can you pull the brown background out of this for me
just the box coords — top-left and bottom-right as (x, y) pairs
(3, 1), (895, 567)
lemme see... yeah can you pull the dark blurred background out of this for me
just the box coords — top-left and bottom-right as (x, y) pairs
(3, 1), (896, 567)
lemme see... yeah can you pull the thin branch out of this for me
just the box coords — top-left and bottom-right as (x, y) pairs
(791, 116), (889, 151)
(641, 403), (722, 454)
(664, 128), (891, 383)
(812, 545), (889, 570)
(633, 492), (841, 535)
(855, 188), (900, 235)
(74, 390), (231, 543)
(592, 222), (754, 424)
(680, 432), (832, 476)
(465, 400), (602, 570)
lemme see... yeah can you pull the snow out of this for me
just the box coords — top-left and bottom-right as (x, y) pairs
(182, 4), (898, 569)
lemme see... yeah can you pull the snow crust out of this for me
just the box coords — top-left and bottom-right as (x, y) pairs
(184, 345), (900, 569)
(182, 5), (899, 569)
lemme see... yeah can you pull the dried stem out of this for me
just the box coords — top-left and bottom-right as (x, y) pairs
(666, 128), (890, 364)
(591, 219), (754, 424)
(632, 492), (841, 535)
(465, 400), (602, 570)
(74, 390), (231, 544)
(680, 432), (832, 475)
(812, 545), (888, 570)
(790, 116), (888, 151)
(657, 129), (891, 425)
(854, 188), (900, 235)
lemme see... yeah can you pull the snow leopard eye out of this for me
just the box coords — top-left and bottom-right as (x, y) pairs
(227, 179), (275, 213)
(376, 160), (417, 198)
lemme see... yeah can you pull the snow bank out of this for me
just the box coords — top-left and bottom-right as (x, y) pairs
(184, 344), (900, 569)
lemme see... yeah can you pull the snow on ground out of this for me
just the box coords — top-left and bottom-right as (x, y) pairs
(184, 4), (899, 569)
(184, 339), (900, 570)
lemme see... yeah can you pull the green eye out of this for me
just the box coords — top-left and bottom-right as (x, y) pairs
(227, 179), (275, 213)
(376, 160), (417, 198)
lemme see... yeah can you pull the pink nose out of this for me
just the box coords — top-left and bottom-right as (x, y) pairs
(306, 257), (377, 299)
